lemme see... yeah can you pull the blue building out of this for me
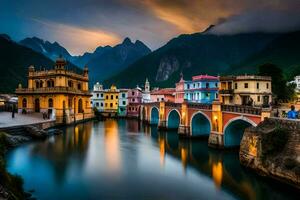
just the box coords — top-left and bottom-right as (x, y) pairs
(183, 75), (219, 104)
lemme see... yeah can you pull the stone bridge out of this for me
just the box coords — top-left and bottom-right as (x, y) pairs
(140, 101), (271, 148)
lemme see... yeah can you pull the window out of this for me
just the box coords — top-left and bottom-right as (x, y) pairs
(105, 103), (107, 107)
(47, 80), (54, 88)
(205, 93), (209, 97)
(193, 84), (195, 88)
(206, 83), (209, 88)
(257, 96), (260, 102)
(116, 95), (118, 99)
(96, 102), (99, 107)
(96, 93), (99, 98)
(77, 83), (82, 90)
(123, 101), (126, 105)
(187, 84), (190, 89)
(101, 93), (103, 97)
(198, 83), (200, 88)
(257, 83), (259, 89)
(111, 95), (113, 100)
(132, 98), (135, 102)
(266, 83), (269, 89)
(101, 103), (103, 107)
(106, 95), (108, 99)
(215, 93), (218, 99)
(244, 83), (248, 88)
(161, 98), (164, 101)
(157, 98), (159, 102)
(48, 98), (53, 108)
(78, 99), (83, 113)
(122, 93), (126, 98)
(215, 83), (218, 87)
(132, 91), (135, 95)
(110, 103), (113, 107)
(68, 80), (73, 88)
(235, 83), (238, 89)
(22, 98), (27, 108)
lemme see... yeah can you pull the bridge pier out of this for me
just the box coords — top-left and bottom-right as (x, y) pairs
(158, 120), (167, 130)
(208, 132), (224, 148)
(178, 125), (190, 137)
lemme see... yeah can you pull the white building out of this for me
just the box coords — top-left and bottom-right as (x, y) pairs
(91, 82), (105, 111)
(291, 76), (300, 92)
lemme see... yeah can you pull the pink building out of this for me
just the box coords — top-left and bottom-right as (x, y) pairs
(127, 87), (143, 117)
(150, 88), (175, 103)
(175, 76), (185, 103)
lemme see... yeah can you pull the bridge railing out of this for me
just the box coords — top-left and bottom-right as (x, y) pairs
(188, 103), (212, 110)
(221, 104), (261, 115)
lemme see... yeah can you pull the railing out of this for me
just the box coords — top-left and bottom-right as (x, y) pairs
(188, 103), (212, 110)
(165, 102), (181, 108)
(16, 87), (91, 95)
(219, 89), (234, 94)
(29, 70), (87, 81)
(221, 104), (261, 115)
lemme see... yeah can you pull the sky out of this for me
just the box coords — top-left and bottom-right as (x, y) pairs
(1, 0), (300, 55)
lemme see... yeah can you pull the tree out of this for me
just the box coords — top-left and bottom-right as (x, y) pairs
(257, 63), (295, 102)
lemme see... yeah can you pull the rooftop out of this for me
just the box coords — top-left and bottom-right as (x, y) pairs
(192, 75), (219, 81)
(151, 88), (175, 95)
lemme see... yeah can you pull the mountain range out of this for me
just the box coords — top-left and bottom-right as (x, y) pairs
(19, 37), (152, 83)
(1, 27), (300, 93)
(104, 30), (300, 88)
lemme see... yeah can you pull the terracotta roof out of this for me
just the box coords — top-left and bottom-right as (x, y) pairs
(151, 88), (175, 95)
(192, 75), (219, 81)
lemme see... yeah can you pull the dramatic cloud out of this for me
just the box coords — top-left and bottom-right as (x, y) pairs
(0, 0), (300, 55)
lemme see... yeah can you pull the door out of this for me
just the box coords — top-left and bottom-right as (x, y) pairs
(35, 98), (40, 112)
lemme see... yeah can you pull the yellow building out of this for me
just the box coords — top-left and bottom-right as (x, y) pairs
(219, 75), (272, 106)
(104, 85), (119, 114)
(15, 57), (94, 124)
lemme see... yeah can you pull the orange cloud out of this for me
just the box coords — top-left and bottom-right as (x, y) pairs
(31, 18), (121, 55)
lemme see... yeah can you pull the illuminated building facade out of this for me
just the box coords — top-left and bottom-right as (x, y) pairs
(16, 57), (93, 124)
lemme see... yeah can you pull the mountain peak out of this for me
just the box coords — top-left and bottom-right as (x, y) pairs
(202, 25), (215, 34)
(0, 34), (11, 41)
(122, 37), (132, 45)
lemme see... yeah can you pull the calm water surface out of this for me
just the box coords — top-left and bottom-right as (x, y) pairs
(6, 119), (300, 200)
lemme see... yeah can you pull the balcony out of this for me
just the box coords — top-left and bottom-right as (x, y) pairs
(219, 89), (234, 95)
(16, 87), (91, 96)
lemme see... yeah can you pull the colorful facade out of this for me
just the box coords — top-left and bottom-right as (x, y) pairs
(15, 57), (93, 124)
(118, 89), (128, 116)
(127, 87), (143, 117)
(91, 82), (105, 111)
(219, 75), (272, 106)
(175, 75), (219, 104)
(104, 85), (119, 114)
(142, 78), (151, 103)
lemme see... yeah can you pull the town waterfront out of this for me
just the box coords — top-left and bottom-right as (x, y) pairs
(5, 119), (300, 200)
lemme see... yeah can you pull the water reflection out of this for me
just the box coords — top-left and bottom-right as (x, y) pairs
(5, 119), (300, 200)
(104, 119), (121, 173)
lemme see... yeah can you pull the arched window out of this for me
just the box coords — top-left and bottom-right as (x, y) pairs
(40, 81), (43, 88)
(78, 99), (83, 113)
(48, 98), (53, 108)
(22, 98), (27, 108)
(77, 83), (82, 90)
(47, 80), (54, 88)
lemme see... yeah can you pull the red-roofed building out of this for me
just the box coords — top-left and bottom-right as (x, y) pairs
(151, 88), (175, 102)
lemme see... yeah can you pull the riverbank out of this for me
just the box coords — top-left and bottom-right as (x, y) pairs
(240, 118), (300, 189)
(0, 126), (63, 199)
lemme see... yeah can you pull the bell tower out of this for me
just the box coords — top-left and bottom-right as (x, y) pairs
(145, 78), (150, 93)
(55, 55), (66, 70)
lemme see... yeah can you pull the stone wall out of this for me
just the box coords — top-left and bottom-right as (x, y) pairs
(240, 117), (300, 188)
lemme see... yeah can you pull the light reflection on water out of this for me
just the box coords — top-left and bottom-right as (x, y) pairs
(5, 119), (300, 200)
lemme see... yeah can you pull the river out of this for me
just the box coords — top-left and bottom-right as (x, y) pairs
(5, 119), (300, 200)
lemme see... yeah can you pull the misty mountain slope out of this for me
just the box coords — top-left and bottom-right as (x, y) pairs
(104, 31), (281, 88)
(19, 37), (73, 61)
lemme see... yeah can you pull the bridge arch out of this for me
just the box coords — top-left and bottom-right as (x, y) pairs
(190, 111), (212, 136)
(167, 109), (181, 129)
(150, 106), (159, 125)
(223, 116), (257, 147)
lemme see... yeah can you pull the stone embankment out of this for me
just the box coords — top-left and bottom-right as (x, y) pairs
(240, 117), (300, 188)
(0, 125), (63, 200)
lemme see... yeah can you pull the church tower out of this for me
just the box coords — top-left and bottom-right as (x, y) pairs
(145, 78), (150, 93)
